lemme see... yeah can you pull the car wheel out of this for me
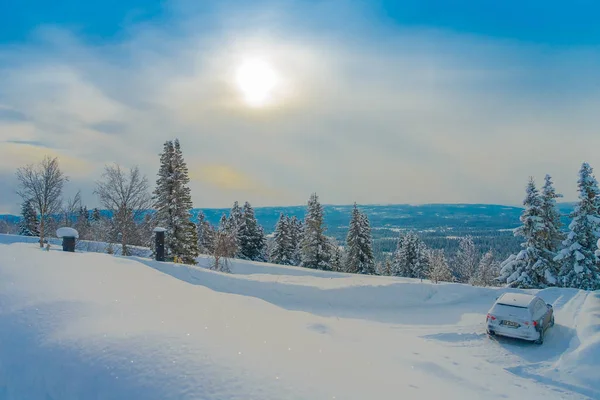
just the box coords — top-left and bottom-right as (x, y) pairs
(534, 327), (544, 345)
(487, 329), (495, 336)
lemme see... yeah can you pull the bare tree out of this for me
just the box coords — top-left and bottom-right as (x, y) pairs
(428, 249), (453, 284)
(94, 164), (151, 256)
(211, 231), (237, 273)
(16, 156), (68, 247)
(61, 190), (82, 227)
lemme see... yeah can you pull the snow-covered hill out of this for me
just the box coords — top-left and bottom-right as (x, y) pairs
(0, 238), (598, 399)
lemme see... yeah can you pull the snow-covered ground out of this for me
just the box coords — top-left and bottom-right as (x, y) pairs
(0, 236), (598, 399)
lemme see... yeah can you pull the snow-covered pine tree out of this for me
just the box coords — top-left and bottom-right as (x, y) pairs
(328, 237), (343, 272)
(289, 216), (303, 265)
(300, 193), (330, 270)
(228, 201), (245, 256)
(344, 204), (375, 274)
(270, 214), (294, 265)
(345, 204), (362, 274)
(196, 211), (215, 254)
(358, 211), (375, 274)
(392, 232), (429, 278)
(471, 250), (499, 287)
(453, 236), (479, 283)
(539, 174), (564, 285)
(498, 178), (555, 288)
(497, 178), (548, 288)
(428, 249), (453, 283)
(152, 139), (199, 264)
(238, 202), (266, 261)
(18, 199), (39, 237)
(554, 163), (600, 290)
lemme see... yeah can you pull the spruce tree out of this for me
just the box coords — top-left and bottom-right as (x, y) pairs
(453, 236), (479, 283)
(392, 232), (429, 279)
(238, 202), (266, 261)
(554, 163), (600, 290)
(289, 216), (303, 265)
(228, 201), (245, 255)
(428, 249), (453, 283)
(196, 211), (215, 254)
(328, 237), (343, 272)
(539, 174), (564, 284)
(152, 139), (199, 264)
(19, 200), (39, 237)
(471, 250), (499, 287)
(498, 178), (548, 288)
(300, 193), (330, 270)
(344, 204), (375, 274)
(270, 213), (293, 265)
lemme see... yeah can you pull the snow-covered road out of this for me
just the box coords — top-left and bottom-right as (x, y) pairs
(0, 240), (598, 399)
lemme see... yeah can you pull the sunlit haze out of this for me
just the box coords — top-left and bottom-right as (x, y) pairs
(1, 0), (600, 213)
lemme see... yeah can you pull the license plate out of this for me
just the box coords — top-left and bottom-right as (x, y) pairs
(501, 320), (519, 328)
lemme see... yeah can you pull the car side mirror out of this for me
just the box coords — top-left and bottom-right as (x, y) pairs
(547, 303), (552, 307)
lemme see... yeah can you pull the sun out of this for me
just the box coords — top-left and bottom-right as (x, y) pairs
(235, 58), (279, 107)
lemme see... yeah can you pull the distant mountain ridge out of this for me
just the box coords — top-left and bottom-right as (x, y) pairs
(0, 202), (577, 234)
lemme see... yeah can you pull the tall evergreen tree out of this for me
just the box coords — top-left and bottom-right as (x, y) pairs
(19, 199), (39, 237)
(453, 236), (479, 283)
(300, 193), (330, 270)
(196, 211), (215, 254)
(152, 139), (199, 264)
(554, 163), (600, 290)
(228, 201), (245, 254)
(270, 213), (294, 265)
(539, 174), (564, 285)
(289, 216), (303, 265)
(238, 202), (266, 261)
(344, 204), (375, 274)
(328, 237), (343, 272)
(392, 232), (429, 279)
(498, 178), (548, 288)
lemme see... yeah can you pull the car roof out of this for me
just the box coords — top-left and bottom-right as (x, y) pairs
(497, 293), (537, 308)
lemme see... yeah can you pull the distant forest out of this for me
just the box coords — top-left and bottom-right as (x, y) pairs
(3, 202), (573, 263)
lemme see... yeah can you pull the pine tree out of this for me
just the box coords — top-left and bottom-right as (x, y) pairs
(152, 139), (199, 264)
(428, 249), (453, 283)
(392, 232), (429, 279)
(539, 174), (564, 285)
(498, 178), (548, 288)
(238, 202), (266, 261)
(344, 204), (375, 274)
(18, 200), (39, 237)
(228, 201), (245, 256)
(196, 211), (215, 254)
(328, 237), (343, 272)
(300, 193), (330, 270)
(453, 236), (479, 283)
(554, 163), (600, 290)
(471, 250), (499, 287)
(270, 214), (294, 265)
(289, 216), (303, 265)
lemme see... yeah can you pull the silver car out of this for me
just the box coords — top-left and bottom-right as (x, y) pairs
(486, 293), (554, 344)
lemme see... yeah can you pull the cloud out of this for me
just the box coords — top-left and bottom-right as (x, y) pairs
(0, 0), (599, 213)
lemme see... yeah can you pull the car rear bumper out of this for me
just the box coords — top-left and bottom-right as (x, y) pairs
(487, 324), (540, 341)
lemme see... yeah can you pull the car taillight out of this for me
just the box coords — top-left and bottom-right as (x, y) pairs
(532, 320), (538, 327)
(487, 314), (496, 321)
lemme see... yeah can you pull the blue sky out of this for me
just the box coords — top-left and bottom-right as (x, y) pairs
(1, 0), (599, 213)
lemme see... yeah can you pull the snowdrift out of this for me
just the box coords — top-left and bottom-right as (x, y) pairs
(1, 240), (598, 399)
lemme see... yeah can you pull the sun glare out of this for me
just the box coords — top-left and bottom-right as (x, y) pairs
(235, 58), (279, 107)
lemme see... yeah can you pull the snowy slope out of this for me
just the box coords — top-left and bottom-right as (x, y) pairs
(0, 241), (598, 400)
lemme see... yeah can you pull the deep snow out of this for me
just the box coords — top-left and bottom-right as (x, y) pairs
(0, 236), (598, 399)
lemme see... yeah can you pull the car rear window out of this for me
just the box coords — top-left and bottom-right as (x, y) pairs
(492, 303), (531, 319)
